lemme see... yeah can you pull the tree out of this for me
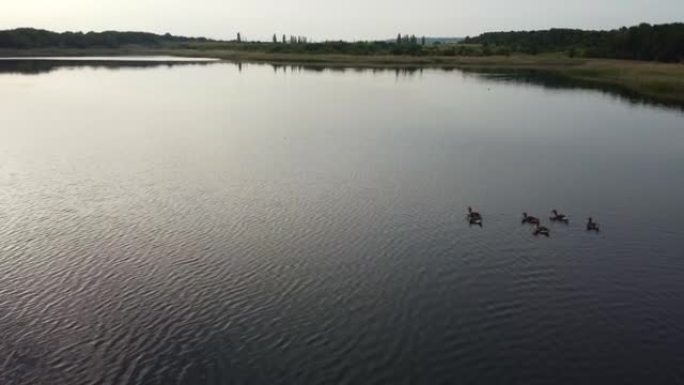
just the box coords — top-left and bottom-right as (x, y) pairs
(273, 34), (277, 43)
(0, 28), (212, 49)
(421, 36), (426, 45)
(1, 24), (682, 63)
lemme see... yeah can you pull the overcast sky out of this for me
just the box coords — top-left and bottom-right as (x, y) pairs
(2, 0), (683, 41)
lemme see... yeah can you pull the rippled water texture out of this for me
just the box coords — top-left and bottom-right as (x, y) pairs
(1, 59), (683, 385)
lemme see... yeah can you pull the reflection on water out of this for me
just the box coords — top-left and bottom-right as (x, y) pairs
(0, 57), (217, 75)
(1, 59), (683, 385)
(457, 67), (684, 112)
(0, 58), (681, 111)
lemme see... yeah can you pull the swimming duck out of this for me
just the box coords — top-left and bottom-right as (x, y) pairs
(550, 210), (569, 223)
(468, 216), (483, 228)
(533, 223), (551, 237)
(586, 217), (600, 232)
(522, 212), (540, 225)
(467, 206), (482, 221)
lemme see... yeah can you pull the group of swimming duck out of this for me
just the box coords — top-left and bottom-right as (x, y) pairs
(466, 207), (600, 237)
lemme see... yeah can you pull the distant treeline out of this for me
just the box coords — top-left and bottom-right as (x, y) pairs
(465, 23), (684, 62)
(228, 40), (428, 56)
(0, 28), (209, 49)
(3, 24), (683, 62)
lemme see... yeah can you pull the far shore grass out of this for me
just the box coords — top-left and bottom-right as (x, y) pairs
(2, 47), (683, 106)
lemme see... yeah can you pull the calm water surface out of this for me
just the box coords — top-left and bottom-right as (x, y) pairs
(1, 59), (683, 385)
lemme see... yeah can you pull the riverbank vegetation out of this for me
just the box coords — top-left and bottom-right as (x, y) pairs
(1, 24), (683, 105)
(465, 23), (684, 62)
(2, 23), (682, 62)
(0, 28), (210, 48)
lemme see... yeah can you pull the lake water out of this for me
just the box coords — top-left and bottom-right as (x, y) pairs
(1, 58), (683, 385)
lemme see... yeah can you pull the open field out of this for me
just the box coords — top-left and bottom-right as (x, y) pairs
(2, 47), (683, 105)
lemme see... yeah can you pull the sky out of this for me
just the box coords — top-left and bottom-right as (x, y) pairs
(2, 0), (683, 41)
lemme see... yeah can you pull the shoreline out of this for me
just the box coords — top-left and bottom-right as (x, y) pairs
(2, 48), (683, 106)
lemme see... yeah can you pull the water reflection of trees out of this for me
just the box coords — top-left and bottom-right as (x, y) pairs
(267, 63), (682, 111)
(2, 59), (680, 112)
(269, 63), (459, 78)
(457, 67), (684, 112)
(0, 59), (216, 75)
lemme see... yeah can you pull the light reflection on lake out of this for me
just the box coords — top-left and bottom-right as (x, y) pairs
(0, 58), (683, 385)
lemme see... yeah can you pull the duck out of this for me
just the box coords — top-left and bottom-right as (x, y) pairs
(533, 223), (551, 237)
(467, 206), (482, 221)
(468, 216), (483, 228)
(586, 217), (600, 232)
(550, 210), (569, 223)
(522, 212), (540, 225)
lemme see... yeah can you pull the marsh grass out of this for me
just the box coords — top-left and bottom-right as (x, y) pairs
(560, 60), (684, 102)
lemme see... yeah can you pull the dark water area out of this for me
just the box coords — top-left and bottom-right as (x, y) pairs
(1, 58), (683, 385)
(457, 67), (684, 112)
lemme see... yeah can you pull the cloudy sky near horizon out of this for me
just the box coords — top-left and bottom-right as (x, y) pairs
(2, 0), (683, 41)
